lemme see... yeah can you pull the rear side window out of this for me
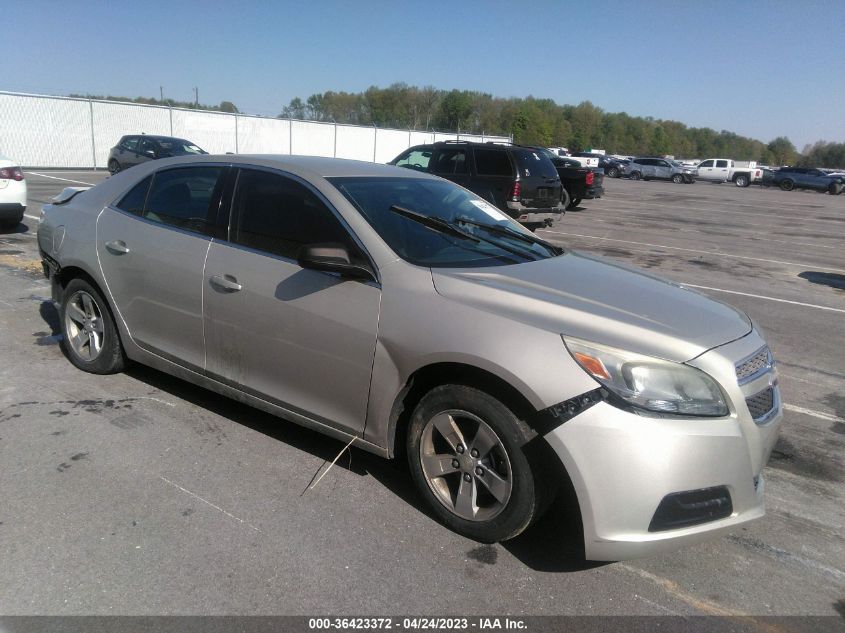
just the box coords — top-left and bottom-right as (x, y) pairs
(143, 167), (224, 235)
(394, 149), (432, 170)
(473, 149), (512, 176)
(231, 169), (358, 261)
(115, 176), (152, 215)
(512, 150), (558, 178)
(715, 160), (729, 168)
(120, 137), (139, 151)
(431, 149), (468, 175)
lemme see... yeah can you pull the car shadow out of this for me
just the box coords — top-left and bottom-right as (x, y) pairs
(799, 271), (845, 291)
(0, 221), (31, 235)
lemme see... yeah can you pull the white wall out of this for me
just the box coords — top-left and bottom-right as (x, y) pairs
(0, 91), (510, 168)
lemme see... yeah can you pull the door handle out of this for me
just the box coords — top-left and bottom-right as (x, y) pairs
(209, 274), (242, 292)
(105, 240), (130, 254)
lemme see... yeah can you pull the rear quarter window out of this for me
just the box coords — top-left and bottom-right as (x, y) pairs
(512, 150), (558, 179)
(473, 149), (512, 176)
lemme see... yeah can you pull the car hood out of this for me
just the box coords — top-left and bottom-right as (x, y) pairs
(431, 251), (751, 363)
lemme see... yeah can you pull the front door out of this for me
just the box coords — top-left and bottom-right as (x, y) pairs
(697, 160), (716, 181)
(203, 167), (381, 435)
(97, 165), (227, 369)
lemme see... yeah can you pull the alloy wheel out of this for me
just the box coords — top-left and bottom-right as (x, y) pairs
(419, 410), (512, 521)
(64, 290), (105, 361)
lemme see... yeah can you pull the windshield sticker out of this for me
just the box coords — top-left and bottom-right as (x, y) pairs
(470, 199), (510, 221)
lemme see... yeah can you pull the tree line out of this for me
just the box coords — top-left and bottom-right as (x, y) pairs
(69, 94), (240, 114)
(278, 83), (845, 167)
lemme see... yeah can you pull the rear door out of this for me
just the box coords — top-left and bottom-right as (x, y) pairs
(640, 159), (657, 179)
(714, 159), (730, 182)
(430, 146), (470, 189)
(470, 147), (514, 209)
(511, 149), (561, 207)
(97, 165), (227, 369)
(203, 167), (381, 435)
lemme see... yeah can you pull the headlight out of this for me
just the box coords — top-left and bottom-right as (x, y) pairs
(562, 336), (728, 417)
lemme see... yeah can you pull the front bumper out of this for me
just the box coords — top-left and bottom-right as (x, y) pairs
(543, 331), (782, 561)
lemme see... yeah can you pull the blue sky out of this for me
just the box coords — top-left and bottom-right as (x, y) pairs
(8, 0), (845, 149)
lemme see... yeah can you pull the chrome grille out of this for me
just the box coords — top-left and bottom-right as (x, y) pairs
(746, 387), (775, 421)
(735, 346), (772, 385)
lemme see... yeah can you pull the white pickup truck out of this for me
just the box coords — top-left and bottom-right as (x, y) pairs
(695, 159), (763, 187)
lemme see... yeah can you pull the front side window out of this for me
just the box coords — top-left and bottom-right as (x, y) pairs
(140, 138), (158, 156)
(699, 160), (714, 168)
(394, 149), (432, 170)
(473, 149), (512, 176)
(231, 169), (359, 261)
(143, 166), (224, 235)
(431, 149), (468, 175)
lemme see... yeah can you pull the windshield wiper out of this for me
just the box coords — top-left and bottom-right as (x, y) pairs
(455, 218), (563, 255)
(389, 205), (480, 242)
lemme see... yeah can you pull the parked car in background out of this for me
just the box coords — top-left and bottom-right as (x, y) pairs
(390, 142), (566, 230)
(108, 135), (207, 174)
(38, 154), (782, 560)
(535, 148), (605, 209)
(0, 155), (27, 229)
(696, 159), (762, 187)
(772, 167), (843, 194)
(628, 158), (695, 183)
(571, 152), (628, 179)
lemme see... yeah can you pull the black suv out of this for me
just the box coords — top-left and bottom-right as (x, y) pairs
(108, 135), (207, 174)
(389, 142), (566, 230)
(772, 167), (844, 194)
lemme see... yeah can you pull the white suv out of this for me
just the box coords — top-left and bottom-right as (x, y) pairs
(0, 155), (27, 228)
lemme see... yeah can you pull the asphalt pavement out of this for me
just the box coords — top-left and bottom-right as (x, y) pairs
(0, 170), (843, 619)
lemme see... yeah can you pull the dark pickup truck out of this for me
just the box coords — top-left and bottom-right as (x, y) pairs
(536, 148), (605, 209)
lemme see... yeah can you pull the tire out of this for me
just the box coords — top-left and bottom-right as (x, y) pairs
(60, 278), (125, 374)
(567, 197), (582, 210)
(107, 159), (121, 175)
(560, 188), (571, 211)
(406, 385), (552, 543)
(671, 174), (684, 184)
(779, 179), (794, 191)
(734, 174), (750, 188)
(606, 167), (619, 178)
(0, 216), (22, 230)
(629, 171), (642, 181)
(828, 182), (842, 195)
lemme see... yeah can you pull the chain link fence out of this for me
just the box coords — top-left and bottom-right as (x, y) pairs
(0, 91), (509, 168)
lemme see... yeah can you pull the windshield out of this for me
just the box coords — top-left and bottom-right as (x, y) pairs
(158, 139), (207, 155)
(328, 177), (561, 267)
(512, 149), (559, 179)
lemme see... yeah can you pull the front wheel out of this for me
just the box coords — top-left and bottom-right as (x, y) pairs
(672, 174), (684, 184)
(606, 166), (619, 178)
(60, 278), (126, 374)
(828, 182), (843, 195)
(107, 159), (121, 175)
(407, 385), (552, 543)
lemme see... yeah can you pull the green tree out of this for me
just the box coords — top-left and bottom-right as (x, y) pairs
(767, 137), (798, 166)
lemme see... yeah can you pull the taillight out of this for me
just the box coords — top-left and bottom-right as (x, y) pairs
(509, 181), (521, 202)
(0, 167), (24, 181)
(586, 171), (594, 185)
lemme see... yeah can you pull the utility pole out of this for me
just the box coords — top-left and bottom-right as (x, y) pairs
(193, 87), (198, 107)
(160, 86), (164, 101)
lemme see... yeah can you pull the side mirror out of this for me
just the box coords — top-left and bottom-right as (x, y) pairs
(144, 149), (156, 158)
(297, 243), (375, 282)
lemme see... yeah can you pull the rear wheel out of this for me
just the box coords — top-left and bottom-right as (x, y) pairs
(60, 278), (125, 374)
(567, 196), (582, 210)
(407, 385), (552, 543)
(671, 174), (684, 184)
(779, 179), (794, 191)
(107, 159), (121, 175)
(630, 171), (642, 181)
(734, 174), (750, 187)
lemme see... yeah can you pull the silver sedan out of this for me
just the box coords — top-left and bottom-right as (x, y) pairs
(37, 155), (781, 560)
